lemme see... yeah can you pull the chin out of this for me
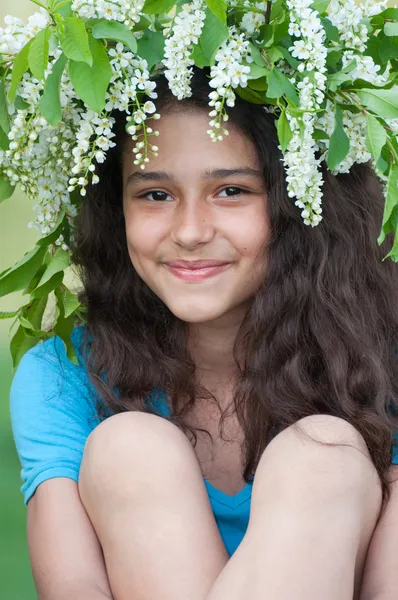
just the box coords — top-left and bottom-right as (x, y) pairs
(167, 303), (228, 324)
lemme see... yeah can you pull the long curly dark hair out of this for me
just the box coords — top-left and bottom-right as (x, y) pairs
(73, 67), (398, 504)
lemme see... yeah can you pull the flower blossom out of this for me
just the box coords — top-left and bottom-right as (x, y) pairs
(207, 28), (252, 141)
(280, 0), (327, 225)
(163, 0), (207, 100)
(71, 0), (146, 28)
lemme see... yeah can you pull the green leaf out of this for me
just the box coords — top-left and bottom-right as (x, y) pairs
(248, 76), (268, 91)
(379, 163), (398, 245)
(196, 8), (228, 63)
(8, 40), (32, 103)
(357, 87), (398, 119)
(34, 247), (70, 290)
(328, 71), (351, 92)
(327, 104), (350, 171)
(385, 22), (398, 37)
(321, 17), (339, 43)
(92, 19), (137, 53)
(31, 271), (64, 298)
(249, 44), (267, 68)
(14, 96), (29, 110)
(0, 79), (10, 134)
(143, 0), (177, 13)
(0, 246), (47, 297)
(311, 0), (331, 14)
(137, 30), (165, 70)
(0, 127), (9, 151)
(54, 289), (78, 364)
(69, 34), (112, 113)
(277, 109), (293, 152)
(0, 310), (19, 319)
(62, 287), (81, 318)
(10, 325), (39, 369)
(266, 67), (299, 105)
(204, 0), (227, 24)
(365, 114), (387, 164)
(0, 174), (15, 202)
(53, 0), (73, 17)
(19, 296), (48, 331)
(60, 16), (93, 66)
(236, 86), (266, 104)
(190, 42), (210, 68)
(378, 34), (398, 64)
(39, 53), (67, 126)
(248, 63), (269, 81)
(28, 27), (51, 81)
(377, 8), (398, 21)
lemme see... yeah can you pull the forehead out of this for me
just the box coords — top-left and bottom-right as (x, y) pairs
(122, 109), (260, 179)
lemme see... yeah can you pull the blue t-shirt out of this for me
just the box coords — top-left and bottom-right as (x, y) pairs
(10, 327), (251, 557)
(10, 327), (398, 558)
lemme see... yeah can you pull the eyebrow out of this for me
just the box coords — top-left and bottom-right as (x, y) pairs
(125, 167), (263, 187)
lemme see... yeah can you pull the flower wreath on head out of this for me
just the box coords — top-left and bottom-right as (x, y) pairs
(0, 0), (397, 366)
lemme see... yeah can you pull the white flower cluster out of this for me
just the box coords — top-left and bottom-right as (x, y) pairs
(104, 45), (160, 169)
(328, 0), (389, 88)
(282, 113), (323, 226)
(241, 1), (267, 34)
(207, 28), (252, 141)
(314, 100), (371, 175)
(0, 105), (77, 246)
(0, 10), (161, 242)
(68, 111), (116, 197)
(0, 8), (49, 57)
(71, 0), (145, 28)
(163, 0), (207, 100)
(328, 0), (387, 53)
(281, 0), (328, 226)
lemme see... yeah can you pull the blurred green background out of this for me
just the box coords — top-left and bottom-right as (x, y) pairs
(0, 1), (397, 598)
(1, 2), (39, 598)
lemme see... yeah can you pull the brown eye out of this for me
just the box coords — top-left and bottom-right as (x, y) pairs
(140, 191), (172, 202)
(218, 187), (246, 198)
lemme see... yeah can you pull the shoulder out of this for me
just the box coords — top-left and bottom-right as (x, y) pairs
(10, 325), (102, 425)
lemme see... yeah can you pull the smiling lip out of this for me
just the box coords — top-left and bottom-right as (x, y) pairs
(165, 260), (231, 282)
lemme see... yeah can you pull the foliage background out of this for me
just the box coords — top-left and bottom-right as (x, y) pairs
(0, 0), (397, 598)
(1, 3), (41, 598)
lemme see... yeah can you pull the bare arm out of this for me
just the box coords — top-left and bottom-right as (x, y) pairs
(27, 478), (113, 600)
(360, 466), (398, 600)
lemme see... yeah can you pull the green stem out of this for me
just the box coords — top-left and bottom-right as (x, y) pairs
(387, 137), (398, 165)
(265, 1), (272, 25)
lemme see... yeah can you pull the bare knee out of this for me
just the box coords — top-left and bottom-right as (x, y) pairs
(79, 412), (193, 504)
(255, 414), (382, 502)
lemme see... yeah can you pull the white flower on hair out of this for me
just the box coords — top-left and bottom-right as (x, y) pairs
(328, 0), (389, 88)
(163, 0), (207, 100)
(71, 0), (146, 28)
(241, 1), (268, 34)
(314, 99), (372, 175)
(282, 113), (323, 226)
(207, 27), (252, 141)
(328, 0), (387, 52)
(278, 0), (327, 225)
(0, 9), (49, 57)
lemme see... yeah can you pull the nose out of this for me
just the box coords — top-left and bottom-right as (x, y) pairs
(170, 198), (215, 250)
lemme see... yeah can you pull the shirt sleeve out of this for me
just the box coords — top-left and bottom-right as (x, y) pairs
(10, 330), (101, 505)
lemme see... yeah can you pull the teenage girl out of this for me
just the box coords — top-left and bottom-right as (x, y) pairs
(10, 68), (398, 600)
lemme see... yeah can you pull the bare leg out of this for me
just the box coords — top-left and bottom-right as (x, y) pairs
(78, 412), (228, 600)
(207, 415), (383, 600)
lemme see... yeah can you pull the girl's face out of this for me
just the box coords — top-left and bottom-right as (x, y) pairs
(122, 109), (270, 325)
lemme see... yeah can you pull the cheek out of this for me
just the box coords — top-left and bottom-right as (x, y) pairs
(124, 211), (165, 261)
(231, 208), (270, 260)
